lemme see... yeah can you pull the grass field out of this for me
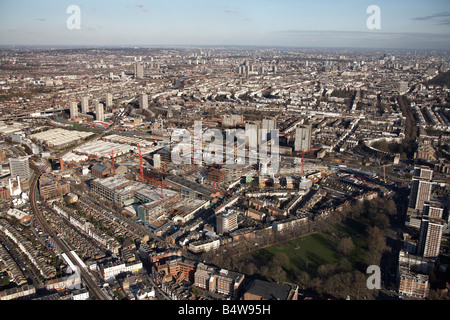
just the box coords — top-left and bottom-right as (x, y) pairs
(323, 217), (368, 270)
(236, 217), (369, 279)
(238, 233), (341, 275)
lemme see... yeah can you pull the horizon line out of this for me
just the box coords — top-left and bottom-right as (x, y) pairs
(1, 44), (449, 53)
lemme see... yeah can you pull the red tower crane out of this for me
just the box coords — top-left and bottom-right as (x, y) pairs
(296, 147), (321, 177)
(137, 144), (144, 178)
(111, 149), (115, 175)
(137, 144), (164, 199)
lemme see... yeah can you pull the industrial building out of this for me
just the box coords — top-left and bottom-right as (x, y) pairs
(73, 140), (137, 158)
(29, 128), (93, 148)
(102, 134), (154, 148)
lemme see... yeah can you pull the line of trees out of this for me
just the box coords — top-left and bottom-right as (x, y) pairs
(397, 95), (418, 159)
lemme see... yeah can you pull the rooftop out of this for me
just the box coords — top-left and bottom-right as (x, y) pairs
(244, 279), (295, 300)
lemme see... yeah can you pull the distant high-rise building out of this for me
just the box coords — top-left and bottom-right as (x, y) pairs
(245, 123), (259, 164)
(418, 217), (443, 259)
(95, 103), (105, 122)
(9, 156), (31, 181)
(69, 101), (78, 119)
(294, 125), (312, 152)
(105, 93), (113, 107)
(423, 202), (444, 220)
(153, 154), (161, 169)
(417, 201), (444, 259)
(262, 119), (276, 132)
(261, 118), (276, 143)
(399, 81), (409, 94)
(413, 166), (433, 180)
(222, 115), (243, 127)
(139, 93), (148, 109)
(409, 166), (433, 211)
(81, 96), (89, 114)
(134, 62), (144, 79)
(216, 210), (239, 235)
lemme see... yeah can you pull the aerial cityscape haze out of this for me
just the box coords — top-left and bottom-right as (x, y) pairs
(0, 0), (449, 310)
(1, 0), (450, 49)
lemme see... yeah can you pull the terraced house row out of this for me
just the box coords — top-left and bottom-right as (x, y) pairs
(0, 219), (56, 279)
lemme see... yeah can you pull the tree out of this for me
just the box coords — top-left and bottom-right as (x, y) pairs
(338, 238), (355, 257)
(270, 263), (287, 283)
(352, 270), (375, 300)
(298, 271), (311, 287)
(338, 258), (352, 272)
(366, 226), (385, 266)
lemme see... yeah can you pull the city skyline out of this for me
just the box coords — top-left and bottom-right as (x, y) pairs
(1, 0), (450, 50)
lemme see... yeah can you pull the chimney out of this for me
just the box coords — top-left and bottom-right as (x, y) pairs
(16, 176), (21, 193)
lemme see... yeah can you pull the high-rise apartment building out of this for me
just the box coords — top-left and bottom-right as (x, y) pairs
(216, 210), (239, 235)
(134, 62), (144, 79)
(95, 103), (105, 122)
(245, 123), (258, 147)
(422, 201), (443, 220)
(69, 101), (78, 119)
(262, 118), (276, 132)
(153, 154), (161, 169)
(222, 114), (244, 127)
(417, 217), (443, 259)
(408, 166), (433, 211)
(81, 96), (89, 114)
(139, 93), (148, 109)
(261, 118), (276, 142)
(413, 166), (433, 180)
(9, 156), (31, 181)
(294, 125), (312, 152)
(106, 93), (113, 107)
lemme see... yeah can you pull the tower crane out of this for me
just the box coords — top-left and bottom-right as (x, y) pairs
(296, 147), (321, 177)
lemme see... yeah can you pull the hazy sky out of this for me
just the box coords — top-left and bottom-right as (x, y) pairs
(1, 0), (450, 49)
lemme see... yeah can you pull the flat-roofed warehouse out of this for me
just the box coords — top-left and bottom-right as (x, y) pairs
(102, 134), (153, 147)
(29, 128), (93, 148)
(73, 140), (137, 158)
